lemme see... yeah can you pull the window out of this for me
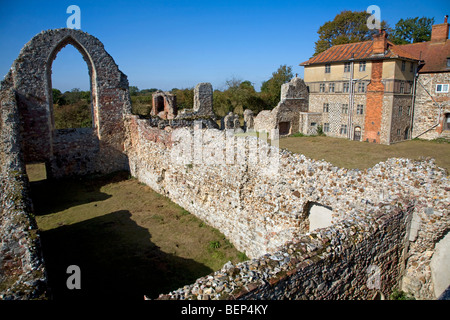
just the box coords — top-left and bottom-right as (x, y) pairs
(401, 61), (406, 71)
(397, 129), (401, 136)
(323, 103), (329, 113)
(404, 127), (410, 140)
(319, 83), (326, 92)
(407, 106), (411, 116)
(343, 82), (350, 93)
(359, 61), (366, 72)
(341, 104), (348, 114)
(447, 58), (450, 68)
(410, 62), (414, 72)
(356, 104), (364, 115)
(398, 106), (403, 116)
(329, 82), (335, 92)
(344, 62), (351, 72)
(357, 82), (365, 93)
(436, 84), (449, 93)
(400, 82), (404, 93)
(325, 64), (331, 73)
(340, 124), (347, 135)
(323, 123), (330, 132)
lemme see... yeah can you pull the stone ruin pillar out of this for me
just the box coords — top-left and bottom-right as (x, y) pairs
(243, 109), (254, 131)
(223, 112), (235, 129)
(193, 82), (214, 116)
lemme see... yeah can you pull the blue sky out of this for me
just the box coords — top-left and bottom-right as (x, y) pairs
(1, 0), (449, 92)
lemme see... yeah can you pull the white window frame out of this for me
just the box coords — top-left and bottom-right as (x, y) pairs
(436, 84), (449, 93)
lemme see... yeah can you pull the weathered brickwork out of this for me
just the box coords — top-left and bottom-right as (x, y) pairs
(254, 77), (308, 138)
(124, 114), (449, 299)
(364, 60), (385, 143)
(412, 73), (450, 140)
(0, 89), (47, 299)
(0, 28), (131, 178)
(158, 204), (413, 300)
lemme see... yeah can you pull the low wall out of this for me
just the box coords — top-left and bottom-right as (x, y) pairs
(158, 203), (413, 300)
(0, 89), (47, 299)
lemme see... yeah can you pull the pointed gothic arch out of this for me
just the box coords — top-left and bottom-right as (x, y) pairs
(46, 35), (98, 131)
(1, 28), (132, 178)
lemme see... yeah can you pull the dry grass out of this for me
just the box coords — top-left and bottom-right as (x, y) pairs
(28, 169), (246, 300)
(279, 136), (450, 173)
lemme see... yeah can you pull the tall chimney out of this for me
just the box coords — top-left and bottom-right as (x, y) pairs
(431, 15), (449, 42)
(372, 29), (387, 55)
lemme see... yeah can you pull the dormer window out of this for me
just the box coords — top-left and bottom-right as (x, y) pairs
(344, 62), (351, 72)
(359, 61), (366, 72)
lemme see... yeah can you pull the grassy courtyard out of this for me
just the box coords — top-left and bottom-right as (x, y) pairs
(27, 167), (246, 300)
(279, 136), (450, 173)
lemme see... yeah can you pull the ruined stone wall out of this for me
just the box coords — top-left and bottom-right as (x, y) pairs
(254, 77), (308, 138)
(159, 203), (413, 300)
(0, 89), (47, 299)
(0, 28), (131, 178)
(401, 198), (450, 299)
(125, 115), (449, 300)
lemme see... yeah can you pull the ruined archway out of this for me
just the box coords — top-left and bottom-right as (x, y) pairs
(1, 28), (132, 178)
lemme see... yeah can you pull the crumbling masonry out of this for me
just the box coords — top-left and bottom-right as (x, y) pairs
(1, 29), (448, 300)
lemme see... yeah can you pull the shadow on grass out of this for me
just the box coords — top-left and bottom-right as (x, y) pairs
(29, 172), (128, 216)
(40, 210), (213, 300)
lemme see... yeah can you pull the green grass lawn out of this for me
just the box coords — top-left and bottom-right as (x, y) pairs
(27, 169), (246, 300)
(279, 136), (450, 173)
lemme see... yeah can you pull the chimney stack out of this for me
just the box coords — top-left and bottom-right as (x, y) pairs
(372, 29), (387, 55)
(431, 15), (449, 42)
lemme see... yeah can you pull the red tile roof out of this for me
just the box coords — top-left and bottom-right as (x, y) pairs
(300, 40), (420, 66)
(400, 40), (450, 73)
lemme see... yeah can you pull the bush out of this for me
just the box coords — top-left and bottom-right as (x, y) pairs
(390, 288), (415, 300)
(208, 241), (221, 249)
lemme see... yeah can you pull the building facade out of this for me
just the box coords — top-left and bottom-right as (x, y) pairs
(401, 17), (450, 140)
(299, 17), (450, 144)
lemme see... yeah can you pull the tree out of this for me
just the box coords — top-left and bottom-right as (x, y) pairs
(171, 87), (194, 109)
(260, 65), (293, 107)
(129, 86), (140, 96)
(391, 17), (435, 44)
(314, 10), (389, 56)
(52, 88), (62, 105)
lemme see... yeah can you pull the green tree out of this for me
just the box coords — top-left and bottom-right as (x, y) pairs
(260, 65), (293, 107)
(52, 88), (62, 105)
(129, 86), (140, 96)
(314, 10), (390, 56)
(391, 17), (435, 44)
(172, 87), (194, 109)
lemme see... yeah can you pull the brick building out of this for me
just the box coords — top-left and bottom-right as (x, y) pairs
(299, 17), (450, 144)
(401, 17), (450, 140)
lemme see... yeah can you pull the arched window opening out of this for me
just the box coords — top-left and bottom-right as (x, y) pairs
(156, 95), (165, 113)
(50, 44), (92, 130)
